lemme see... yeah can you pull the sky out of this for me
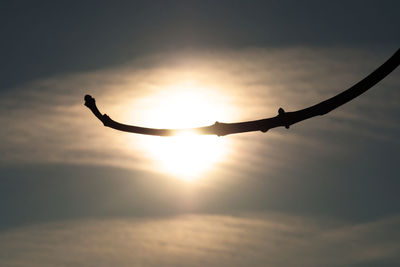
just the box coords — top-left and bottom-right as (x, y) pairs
(1, 1), (399, 266)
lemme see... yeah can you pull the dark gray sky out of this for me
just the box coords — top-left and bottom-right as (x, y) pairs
(0, 1), (399, 266)
(1, 0), (399, 89)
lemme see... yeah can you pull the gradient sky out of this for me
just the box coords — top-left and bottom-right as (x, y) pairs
(1, 1), (399, 266)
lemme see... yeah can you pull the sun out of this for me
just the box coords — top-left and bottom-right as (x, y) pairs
(131, 81), (233, 181)
(145, 132), (225, 181)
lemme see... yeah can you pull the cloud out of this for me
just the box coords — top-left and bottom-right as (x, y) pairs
(0, 212), (399, 267)
(0, 47), (398, 179)
(1, 45), (398, 264)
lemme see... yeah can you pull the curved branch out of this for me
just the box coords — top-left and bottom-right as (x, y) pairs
(85, 49), (400, 137)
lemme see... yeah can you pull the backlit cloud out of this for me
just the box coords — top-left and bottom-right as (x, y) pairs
(0, 47), (398, 180)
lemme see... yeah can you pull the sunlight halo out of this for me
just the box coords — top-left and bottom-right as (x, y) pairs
(130, 81), (234, 181)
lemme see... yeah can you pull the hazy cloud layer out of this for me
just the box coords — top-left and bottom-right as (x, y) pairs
(0, 212), (399, 267)
(1, 47), (399, 266)
(1, 47), (398, 178)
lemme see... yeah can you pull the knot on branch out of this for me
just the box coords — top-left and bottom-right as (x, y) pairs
(278, 107), (290, 129)
(213, 121), (227, 137)
(102, 114), (112, 127)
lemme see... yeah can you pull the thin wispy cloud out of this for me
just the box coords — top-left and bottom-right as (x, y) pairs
(0, 47), (398, 179)
(0, 212), (399, 267)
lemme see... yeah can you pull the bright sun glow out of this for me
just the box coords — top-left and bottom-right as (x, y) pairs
(131, 81), (234, 181)
(145, 132), (225, 181)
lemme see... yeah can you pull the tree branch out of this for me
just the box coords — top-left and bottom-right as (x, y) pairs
(84, 48), (400, 137)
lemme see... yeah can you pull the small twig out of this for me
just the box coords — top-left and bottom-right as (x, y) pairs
(84, 49), (400, 137)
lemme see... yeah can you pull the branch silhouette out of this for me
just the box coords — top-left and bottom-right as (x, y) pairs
(84, 49), (400, 137)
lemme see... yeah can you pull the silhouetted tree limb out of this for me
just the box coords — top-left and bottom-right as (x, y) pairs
(84, 49), (400, 137)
